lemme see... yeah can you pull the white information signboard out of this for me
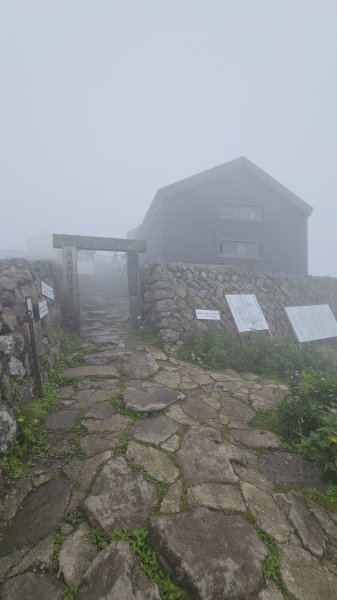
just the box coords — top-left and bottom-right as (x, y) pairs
(38, 300), (49, 319)
(195, 309), (221, 320)
(225, 294), (269, 333)
(41, 281), (54, 300)
(285, 304), (337, 343)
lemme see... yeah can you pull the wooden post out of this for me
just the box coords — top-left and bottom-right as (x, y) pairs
(25, 297), (44, 397)
(126, 251), (142, 327)
(62, 245), (80, 331)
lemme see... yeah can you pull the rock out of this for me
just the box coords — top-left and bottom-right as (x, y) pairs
(231, 428), (281, 449)
(79, 433), (119, 457)
(233, 465), (274, 493)
(57, 386), (74, 399)
(0, 335), (13, 355)
(149, 508), (268, 599)
(274, 491), (326, 558)
(0, 478), (70, 555)
(72, 388), (117, 408)
(180, 397), (218, 421)
(124, 386), (184, 412)
(1, 572), (65, 600)
(0, 403), (17, 452)
(8, 357), (25, 378)
(82, 457), (158, 534)
(160, 480), (182, 514)
(259, 451), (327, 490)
(85, 349), (159, 379)
(59, 523), (97, 587)
(62, 365), (118, 378)
(126, 441), (179, 484)
(83, 413), (130, 434)
(165, 405), (198, 425)
(47, 433), (77, 455)
(84, 402), (117, 419)
(161, 434), (180, 452)
(188, 483), (246, 512)
(9, 534), (54, 577)
(77, 540), (160, 599)
(250, 386), (288, 412)
(133, 416), (179, 445)
(281, 544), (337, 600)
(177, 426), (245, 485)
(44, 409), (80, 431)
(210, 369), (241, 381)
(1, 307), (16, 333)
(258, 584), (284, 600)
(153, 370), (181, 389)
(240, 482), (293, 543)
(62, 452), (112, 511)
(0, 478), (32, 521)
(30, 457), (62, 475)
(219, 396), (255, 425)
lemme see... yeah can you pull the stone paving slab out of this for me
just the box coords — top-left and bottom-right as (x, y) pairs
(44, 409), (80, 431)
(177, 426), (244, 485)
(124, 386), (184, 412)
(281, 544), (337, 600)
(126, 441), (179, 484)
(82, 457), (159, 533)
(77, 540), (160, 600)
(132, 415), (179, 445)
(149, 508), (268, 600)
(0, 478), (70, 556)
(2, 572), (65, 600)
(231, 428), (281, 449)
(79, 433), (120, 457)
(62, 365), (118, 378)
(259, 451), (327, 490)
(187, 482), (246, 512)
(84, 402), (117, 419)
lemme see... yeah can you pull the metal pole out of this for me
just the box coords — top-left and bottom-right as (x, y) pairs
(25, 297), (44, 398)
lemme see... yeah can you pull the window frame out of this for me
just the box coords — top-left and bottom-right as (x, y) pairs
(217, 201), (265, 223)
(217, 239), (265, 260)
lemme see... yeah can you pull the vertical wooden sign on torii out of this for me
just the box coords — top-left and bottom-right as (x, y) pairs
(53, 234), (147, 330)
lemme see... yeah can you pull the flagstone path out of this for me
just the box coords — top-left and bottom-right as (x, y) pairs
(1, 290), (337, 599)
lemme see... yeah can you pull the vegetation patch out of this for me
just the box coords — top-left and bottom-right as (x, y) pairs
(52, 530), (65, 572)
(133, 320), (161, 347)
(304, 484), (337, 512)
(250, 410), (282, 435)
(178, 331), (337, 378)
(65, 510), (85, 526)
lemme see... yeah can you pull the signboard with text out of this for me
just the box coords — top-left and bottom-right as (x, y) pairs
(41, 281), (54, 300)
(37, 300), (48, 319)
(225, 294), (269, 333)
(285, 304), (337, 343)
(195, 309), (221, 320)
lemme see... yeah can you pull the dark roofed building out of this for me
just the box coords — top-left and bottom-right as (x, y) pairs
(131, 157), (313, 274)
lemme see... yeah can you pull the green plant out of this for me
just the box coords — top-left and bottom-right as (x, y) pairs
(117, 369), (127, 391)
(304, 484), (337, 512)
(65, 510), (84, 526)
(250, 411), (282, 435)
(276, 370), (337, 480)
(90, 527), (110, 549)
(62, 587), (76, 600)
(52, 531), (65, 572)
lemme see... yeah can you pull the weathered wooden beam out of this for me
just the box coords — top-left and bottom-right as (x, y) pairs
(53, 234), (147, 253)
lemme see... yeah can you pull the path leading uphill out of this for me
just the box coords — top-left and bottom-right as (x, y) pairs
(1, 289), (337, 599)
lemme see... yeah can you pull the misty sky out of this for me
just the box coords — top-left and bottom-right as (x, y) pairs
(1, 1), (336, 275)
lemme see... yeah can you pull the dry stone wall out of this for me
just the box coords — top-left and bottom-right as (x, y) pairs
(141, 262), (337, 352)
(0, 259), (63, 452)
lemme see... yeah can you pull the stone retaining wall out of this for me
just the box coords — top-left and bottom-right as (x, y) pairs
(141, 262), (337, 351)
(0, 259), (63, 451)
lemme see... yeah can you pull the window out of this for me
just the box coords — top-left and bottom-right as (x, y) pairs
(218, 240), (264, 259)
(217, 202), (264, 222)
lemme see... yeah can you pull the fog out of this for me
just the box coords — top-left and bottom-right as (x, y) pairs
(1, 1), (336, 275)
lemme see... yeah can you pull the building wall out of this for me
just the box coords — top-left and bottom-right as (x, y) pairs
(139, 167), (309, 274)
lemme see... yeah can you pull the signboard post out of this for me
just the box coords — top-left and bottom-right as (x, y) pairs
(225, 294), (270, 334)
(285, 304), (337, 343)
(25, 297), (43, 398)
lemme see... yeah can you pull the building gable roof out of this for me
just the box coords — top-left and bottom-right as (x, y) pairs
(135, 156), (313, 236)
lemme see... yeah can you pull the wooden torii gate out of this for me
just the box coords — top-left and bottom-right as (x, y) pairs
(53, 234), (147, 331)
